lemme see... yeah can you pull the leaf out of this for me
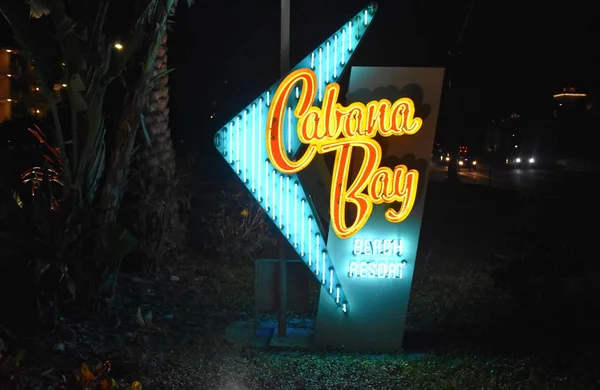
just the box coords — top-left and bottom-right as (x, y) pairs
(35, 258), (52, 276)
(151, 67), (175, 81)
(14, 350), (25, 367)
(80, 362), (96, 382)
(67, 278), (76, 299)
(143, 310), (152, 326)
(102, 221), (139, 257)
(139, 114), (151, 147)
(135, 307), (145, 327)
(128, 381), (143, 390)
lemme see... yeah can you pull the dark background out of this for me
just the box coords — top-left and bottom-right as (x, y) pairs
(1, 0), (598, 164)
(167, 0), (599, 163)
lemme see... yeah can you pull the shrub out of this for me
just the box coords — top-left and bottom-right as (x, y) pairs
(492, 196), (600, 346)
(59, 361), (142, 390)
(199, 185), (277, 265)
(121, 157), (192, 273)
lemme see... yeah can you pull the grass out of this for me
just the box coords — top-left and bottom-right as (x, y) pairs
(3, 178), (599, 389)
(137, 349), (595, 389)
(128, 179), (600, 388)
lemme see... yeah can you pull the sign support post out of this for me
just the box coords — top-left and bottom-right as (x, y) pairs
(277, 0), (291, 338)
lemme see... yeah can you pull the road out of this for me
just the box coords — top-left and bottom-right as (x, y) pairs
(429, 164), (600, 197)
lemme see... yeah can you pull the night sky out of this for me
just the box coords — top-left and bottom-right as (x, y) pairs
(1, 0), (598, 165)
(169, 0), (599, 161)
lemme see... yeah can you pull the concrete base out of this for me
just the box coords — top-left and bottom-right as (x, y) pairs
(225, 319), (315, 350)
(271, 326), (313, 349)
(225, 320), (273, 349)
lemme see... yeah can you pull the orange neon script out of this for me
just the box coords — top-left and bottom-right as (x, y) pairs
(266, 68), (422, 239)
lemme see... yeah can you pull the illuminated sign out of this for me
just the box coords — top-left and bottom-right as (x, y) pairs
(214, 5), (378, 314)
(214, 3), (445, 351)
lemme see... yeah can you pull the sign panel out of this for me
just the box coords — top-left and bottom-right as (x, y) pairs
(314, 67), (444, 350)
(214, 3), (445, 350)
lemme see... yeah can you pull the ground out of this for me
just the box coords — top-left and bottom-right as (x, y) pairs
(2, 164), (599, 389)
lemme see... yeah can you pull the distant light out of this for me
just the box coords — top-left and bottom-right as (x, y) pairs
(553, 93), (586, 98)
(6, 99), (11, 102)
(62, 83), (67, 87)
(114, 42), (124, 50)
(6, 74), (11, 77)
(514, 145), (518, 148)
(516, 158), (521, 163)
(529, 158), (534, 163)
(5, 49), (11, 53)
(36, 109), (40, 113)
(35, 87), (39, 91)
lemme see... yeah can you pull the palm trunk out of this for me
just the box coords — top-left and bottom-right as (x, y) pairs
(142, 31), (176, 178)
(130, 0), (187, 259)
(101, 0), (177, 223)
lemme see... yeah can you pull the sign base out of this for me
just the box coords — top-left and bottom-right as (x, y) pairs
(313, 66), (445, 351)
(313, 206), (411, 352)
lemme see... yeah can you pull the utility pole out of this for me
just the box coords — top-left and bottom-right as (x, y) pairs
(277, 0), (290, 338)
(446, 0), (477, 182)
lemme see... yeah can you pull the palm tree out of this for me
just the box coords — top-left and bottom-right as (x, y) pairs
(126, 0), (192, 270)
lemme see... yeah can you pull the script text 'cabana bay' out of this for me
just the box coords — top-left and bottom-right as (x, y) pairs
(266, 68), (422, 239)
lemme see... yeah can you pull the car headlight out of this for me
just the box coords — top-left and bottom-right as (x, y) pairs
(458, 160), (464, 166)
(472, 160), (477, 165)
(529, 157), (534, 163)
(515, 158), (521, 163)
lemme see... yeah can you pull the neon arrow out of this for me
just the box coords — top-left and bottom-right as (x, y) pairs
(214, 4), (378, 313)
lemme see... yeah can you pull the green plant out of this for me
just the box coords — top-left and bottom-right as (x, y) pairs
(0, 350), (27, 389)
(1, 124), (86, 325)
(202, 188), (276, 264)
(0, 0), (195, 320)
